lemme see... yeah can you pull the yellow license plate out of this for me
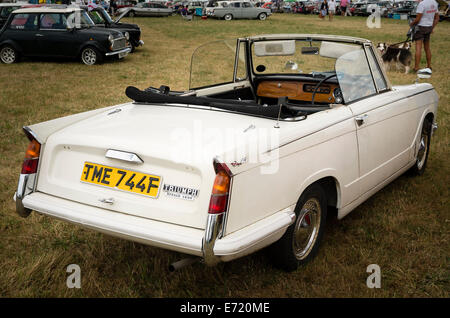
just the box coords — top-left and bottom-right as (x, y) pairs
(80, 162), (161, 198)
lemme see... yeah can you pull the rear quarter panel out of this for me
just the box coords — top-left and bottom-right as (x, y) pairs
(224, 105), (359, 235)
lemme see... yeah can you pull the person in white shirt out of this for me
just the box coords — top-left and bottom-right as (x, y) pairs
(410, 0), (440, 72)
(328, 0), (336, 20)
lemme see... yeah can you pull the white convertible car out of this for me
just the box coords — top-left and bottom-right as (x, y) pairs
(15, 34), (438, 271)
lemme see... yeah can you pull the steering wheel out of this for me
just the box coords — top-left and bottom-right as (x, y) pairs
(311, 73), (337, 105)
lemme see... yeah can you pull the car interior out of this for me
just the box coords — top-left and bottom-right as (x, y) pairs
(127, 39), (370, 120)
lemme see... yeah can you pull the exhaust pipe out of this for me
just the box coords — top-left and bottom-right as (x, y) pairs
(169, 257), (199, 272)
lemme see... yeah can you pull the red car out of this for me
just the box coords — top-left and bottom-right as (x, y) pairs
(116, 0), (137, 9)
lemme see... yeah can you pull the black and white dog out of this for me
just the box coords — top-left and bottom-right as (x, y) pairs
(376, 42), (412, 74)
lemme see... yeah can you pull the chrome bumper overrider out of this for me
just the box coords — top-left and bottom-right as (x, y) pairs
(105, 47), (132, 56)
(138, 40), (144, 46)
(202, 213), (225, 266)
(15, 173), (35, 217)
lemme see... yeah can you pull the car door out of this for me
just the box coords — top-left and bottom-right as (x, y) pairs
(5, 13), (39, 56)
(145, 3), (156, 16)
(241, 1), (254, 18)
(36, 13), (79, 57)
(338, 44), (420, 195)
(231, 2), (242, 18)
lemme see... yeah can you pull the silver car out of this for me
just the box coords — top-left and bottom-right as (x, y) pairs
(208, 1), (271, 20)
(117, 2), (173, 17)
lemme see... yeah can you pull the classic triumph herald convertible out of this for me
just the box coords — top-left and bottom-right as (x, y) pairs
(15, 34), (438, 271)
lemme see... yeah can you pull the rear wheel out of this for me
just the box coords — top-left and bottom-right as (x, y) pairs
(224, 13), (233, 21)
(409, 118), (432, 175)
(0, 45), (19, 64)
(129, 10), (135, 17)
(80, 46), (102, 65)
(258, 13), (267, 20)
(269, 184), (327, 271)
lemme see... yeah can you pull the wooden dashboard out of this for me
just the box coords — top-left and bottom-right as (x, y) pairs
(256, 81), (339, 103)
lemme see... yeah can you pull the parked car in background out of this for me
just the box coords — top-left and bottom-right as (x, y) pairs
(351, 0), (380, 16)
(208, 0), (271, 20)
(117, 1), (173, 17)
(292, 1), (315, 14)
(14, 34), (438, 271)
(393, 0), (418, 15)
(116, 0), (138, 9)
(0, 7), (131, 65)
(83, 5), (144, 52)
(376, 1), (394, 17)
(0, 2), (25, 28)
(187, 0), (208, 13)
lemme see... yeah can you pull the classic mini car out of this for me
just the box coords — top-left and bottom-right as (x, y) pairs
(116, 2), (173, 17)
(82, 5), (144, 52)
(0, 7), (131, 65)
(15, 34), (438, 271)
(207, 0), (271, 20)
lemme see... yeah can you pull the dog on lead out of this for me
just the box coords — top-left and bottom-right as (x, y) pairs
(376, 42), (412, 74)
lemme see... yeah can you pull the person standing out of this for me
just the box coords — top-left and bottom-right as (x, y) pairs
(110, 0), (116, 16)
(319, 0), (328, 19)
(328, 0), (336, 20)
(410, 0), (439, 72)
(340, 0), (348, 16)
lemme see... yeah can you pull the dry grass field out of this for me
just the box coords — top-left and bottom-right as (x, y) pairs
(0, 13), (448, 298)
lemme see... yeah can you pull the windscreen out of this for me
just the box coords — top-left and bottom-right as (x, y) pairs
(189, 39), (239, 89)
(251, 40), (336, 76)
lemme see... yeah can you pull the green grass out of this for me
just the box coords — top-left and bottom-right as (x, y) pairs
(0, 14), (449, 297)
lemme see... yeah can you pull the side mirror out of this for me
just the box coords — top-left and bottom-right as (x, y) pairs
(415, 68), (432, 83)
(301, 47), (319, 55)
(417, 73), (431, 79)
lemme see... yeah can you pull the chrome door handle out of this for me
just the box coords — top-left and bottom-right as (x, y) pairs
(355, 114), (368, 125)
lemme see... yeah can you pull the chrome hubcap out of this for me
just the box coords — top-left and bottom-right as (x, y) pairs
(260, 14), (266, 20)
(1, 47), (15, 64)
(82, 49), (96, 65)
(293, 198), (321, 260)
(417, 133), (428, 170)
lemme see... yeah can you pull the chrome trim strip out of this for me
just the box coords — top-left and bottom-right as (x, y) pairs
(266, 88), (436, 153)
(23, 126), (42, 144)
(105, 149), (144, 164)
(105, 47), (131, 56)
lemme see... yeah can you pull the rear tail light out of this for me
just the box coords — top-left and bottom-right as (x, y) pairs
(208, 161), (232, 214)
(21, 136), (41, 175)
